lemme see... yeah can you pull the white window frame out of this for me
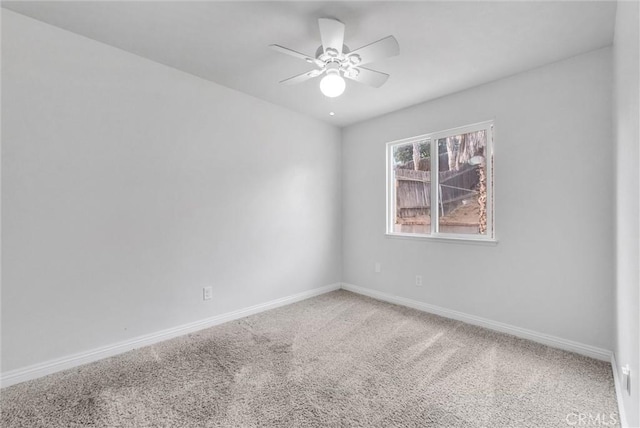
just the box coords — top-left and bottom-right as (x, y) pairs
(386, 120), (495, 243)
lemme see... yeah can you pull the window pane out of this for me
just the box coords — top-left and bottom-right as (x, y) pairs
(436, 130), (489, 235)
(392, 140), (431, 234)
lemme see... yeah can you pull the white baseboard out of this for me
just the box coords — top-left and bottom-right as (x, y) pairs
(0, 283), (341, 388)
(611, 353), (630, 428)
(1, 282), (616, 391)
(340, 283), (612, 362)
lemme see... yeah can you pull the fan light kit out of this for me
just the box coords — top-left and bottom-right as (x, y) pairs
(319, 64), (346, 97)
(270, 18), (399, 98)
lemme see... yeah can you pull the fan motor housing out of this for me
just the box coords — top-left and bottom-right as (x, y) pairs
(315, 45), (351, 60)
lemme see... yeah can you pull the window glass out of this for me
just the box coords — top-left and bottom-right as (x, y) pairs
(392, 140), (431, 234)
(436, 129), (488, 236)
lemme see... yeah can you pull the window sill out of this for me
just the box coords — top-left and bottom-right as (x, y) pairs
(385, 232), (498, 246)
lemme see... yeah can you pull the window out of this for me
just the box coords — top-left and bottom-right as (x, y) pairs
(386, 121), (495, 241)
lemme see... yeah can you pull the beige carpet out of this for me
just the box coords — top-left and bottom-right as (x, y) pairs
(1, 290), (619, 427)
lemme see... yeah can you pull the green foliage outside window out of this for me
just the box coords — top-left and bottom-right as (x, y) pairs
(393, 142), (429, 165)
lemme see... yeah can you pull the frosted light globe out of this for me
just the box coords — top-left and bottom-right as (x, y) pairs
(320, 73), (346, 98)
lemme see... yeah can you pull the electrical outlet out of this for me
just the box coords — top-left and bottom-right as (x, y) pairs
(375, 262), (381, 273)
(203, 286), (213, 301)
(622, 365), (631, 395)
(415, 275), (423, 287)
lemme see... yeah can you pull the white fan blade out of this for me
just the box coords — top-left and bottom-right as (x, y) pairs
(269, 44), (323, 67)
(346, 36), (399, 66)
(344, 67), (389, 88)
(280, 69), (323, 85)
(318, 18), (345, 55)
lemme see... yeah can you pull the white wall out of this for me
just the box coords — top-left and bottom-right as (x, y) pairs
(342, 48), (614, 350)
(1, 10), (341, 373)
(613, 0), (640, 425)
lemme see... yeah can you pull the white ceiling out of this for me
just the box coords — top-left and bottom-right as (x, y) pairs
(3, 1), (617, 127)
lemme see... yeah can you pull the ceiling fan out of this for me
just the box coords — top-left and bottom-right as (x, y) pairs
(269, 18), (399, 98)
